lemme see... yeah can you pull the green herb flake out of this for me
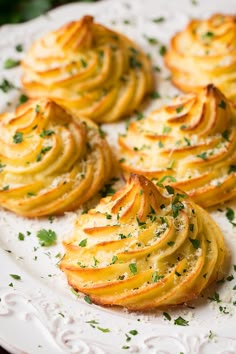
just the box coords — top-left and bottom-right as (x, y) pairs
(208, 292), (221, 303)
(79, 238), (87, 247)
(111, 255), (118, 264)
(151, 271), (164, 283)
(189, 224), (194, 232)
(10, 274), (21, 280)
(84, 295), (92, 304)
(167, 241), (175, 246)
(129, 330), (138, 336)
(15, 44), (23, 52)
(19, 94), (28, 104)
(97, 326), (110, 333)
(222, 130), (230, 142)
(129, 263), (137, 275)
(151, 91), (161, 99)
(13, 132), (23, 144)
(202, 31), (214, 40)
(35, 104), (40, 113)
(159, 45), (167, 56)
(2, 185), (9, 190)
(176, 106), (184, 113)
(4, 58), (20, 69)
(37, 229), (57, 247)
(196, 152), (207, 160)
(152, 17), (165, 23)
(184, 137), (191, 146)
(218, 100), (226, 110)
(165, 185), (174, 194)
(226, 207), (235, 223)
(189, 238), (200, 249)
(174, 316), (189, 326)
(18, 232), (25, 241)
(40, 130), (55, 138)
(163, 312), (171, 321)
(0, 79), (14, 93)
(80, 58), (87, 68)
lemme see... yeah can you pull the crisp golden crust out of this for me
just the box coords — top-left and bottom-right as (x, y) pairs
(165, 14), (236, 99)
(0, 98), (113, 217)
(118, 85), (236, 207)
(60, 174), (225, 310)
(21, 16), (154, 123)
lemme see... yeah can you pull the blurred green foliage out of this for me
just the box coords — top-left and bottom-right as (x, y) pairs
(0, 0), (98, 25)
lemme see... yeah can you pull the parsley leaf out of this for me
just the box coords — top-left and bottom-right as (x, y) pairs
(129, 263), (137, 275)
(4, 58), (20, 69)
(37, 229), (57, 246)
(174, 316), (189, 326)
(13, 132), (23, 144)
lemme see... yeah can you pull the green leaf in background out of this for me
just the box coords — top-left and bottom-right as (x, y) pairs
(0, 0), (98, 25)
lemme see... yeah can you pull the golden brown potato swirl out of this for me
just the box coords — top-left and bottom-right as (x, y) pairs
(165, 14), (236, 99)
(0, 98), (113, 217)
(60, 174), (225, 310)
(118, 85), (236, 207)
(21, 16), (154, 123)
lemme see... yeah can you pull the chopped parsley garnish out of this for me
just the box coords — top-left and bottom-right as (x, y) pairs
(80, 58), (87, 68)
(84, 295), (92, 304)
(100, 183), (116, 197)
(225, 207), (236, 226)
(10, 274), (21, 280)
(40, 129), (55, 138)
(174, 316), (189, 326)
(226, 274), (234, 281)
(165, 185), (174, 194)
(172, 202), (184, 218)
(18, 232), (25, 241)
(184, 137), (191, 146)
(105, 213), (112, 219)
(93, 256), (99, 267)
(129, 330), (138, 336)
(37, 229), (57, 247)
(176, 106), (184, 113)
(158, 141), (164, 148)
(196, 152), (207, 160)
(228, 165), (236, 174)
(35, 104), (40, 113)
(4, 58), (20, 69)
(189, 238), (200, 249)
(129, 263), (137, 275)
(222, 130), (230, 142)
(13, 131), (23, 144)
(189, 224), (194, 232)
(19, 94), (28, 104)
(201, 31), (214, 40)
(97, 326), (110, 333)
(37, 146), (52, 161)
(163, 312), (171, 321)
(79, 238), (87, 247)
(167, 241), (175, 246)
(159, 45), (167, 56)
(15, 44), (23, 52)
(129, 56), (142, 69)
(151, 271), (164, 283)
(119, 158), (126, 163)
(0, 78), (14, 93)
(162, 126), (171, 134)
(111, 255), (118, 264)
(152, 17), (165, 23)
(150, 91), (161, 99)
(136, 217), (146, 228)
(2, 185), (9, 190)
(144, 36), (158, 45)
(136, 111), (144, 120)
(157, 175), (176, 185)
(27, 192), (36, 197)
(208, 292), (221, 303)
(218, 100), (226, 109)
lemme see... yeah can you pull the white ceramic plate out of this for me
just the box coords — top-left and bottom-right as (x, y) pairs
(1, 0), (236, 353)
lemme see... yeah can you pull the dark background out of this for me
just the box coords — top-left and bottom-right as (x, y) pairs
(0, 1), (98, 353)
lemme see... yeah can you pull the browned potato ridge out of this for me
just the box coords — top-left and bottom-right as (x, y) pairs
(60, 174), (225, 310)
(0, 98), (113, 216)
(118, 85), (236, 207)
(22, 16), (154, 123)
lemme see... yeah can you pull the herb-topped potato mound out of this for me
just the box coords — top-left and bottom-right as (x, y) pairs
(60, 174), (225, 310)
(21, 15), (154, 123)
(0, 98), (113, 217)
(165, 14), (236, 99)
(118, 85), (236, 207)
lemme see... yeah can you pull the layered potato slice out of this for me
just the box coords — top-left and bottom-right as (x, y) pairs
(119, 85), (236, 207)
(21, 16), (154, 123)
(0, 98), (113, 217)
(60, 174), (225, 310)
(165, 14), (236, 99)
